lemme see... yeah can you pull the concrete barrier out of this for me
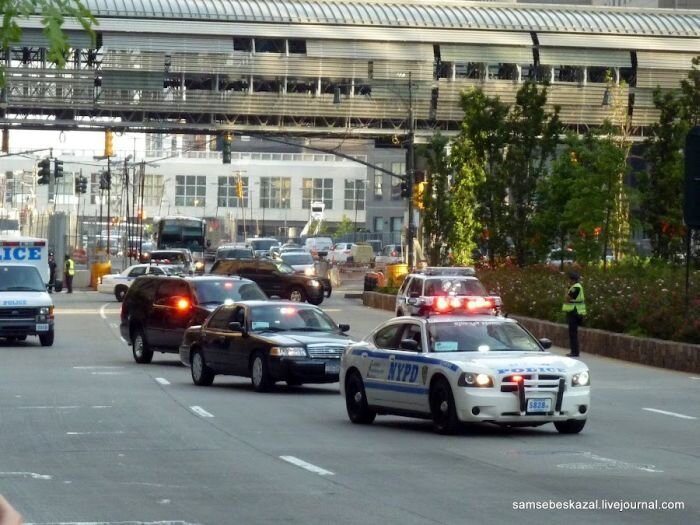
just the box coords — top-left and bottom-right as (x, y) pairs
(74, 269), (91, 289)
(362, 291), (700, 374)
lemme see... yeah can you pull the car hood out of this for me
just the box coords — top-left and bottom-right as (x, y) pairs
(255, 331), (351, 346)
(0, 291), (53, 307)
(291, 264), (314, 271)
(432, 352), (586, 375)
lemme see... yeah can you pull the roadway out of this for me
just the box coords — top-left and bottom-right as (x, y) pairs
(0, 291), (698, 524)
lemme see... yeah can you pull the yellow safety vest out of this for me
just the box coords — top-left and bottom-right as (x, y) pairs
(562, 282), (586, 315)
(65, 259), (75, 276)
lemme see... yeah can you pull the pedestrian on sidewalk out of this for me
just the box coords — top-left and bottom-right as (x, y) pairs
(64, 254), (75, 294)
(562, 271), (586, 357)
(47, 251), (57, 293)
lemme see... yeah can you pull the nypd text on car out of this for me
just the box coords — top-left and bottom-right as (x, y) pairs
(340, 314), (590, 434)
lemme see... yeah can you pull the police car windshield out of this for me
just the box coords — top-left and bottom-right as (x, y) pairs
(249, 305), (337, 333)
(0, 266), (45, 292)
(194, 280), (266, 304)
(428, 321), (541, 353)
(425, 278), (486, 296)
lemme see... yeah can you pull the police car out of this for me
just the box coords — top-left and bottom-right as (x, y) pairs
(340, 314), (590, 434)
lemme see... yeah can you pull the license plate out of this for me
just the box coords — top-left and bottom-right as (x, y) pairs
(527, 398), (551, 413)
(36, 323), (49, 332)
(325, 361), (340, 374)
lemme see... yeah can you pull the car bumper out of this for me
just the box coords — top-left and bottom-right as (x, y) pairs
(269, 357), (340, 384)
(0, 320), (54, 337)
(453, 387), (590, 424)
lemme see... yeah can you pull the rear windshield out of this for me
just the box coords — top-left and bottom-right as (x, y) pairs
(425, 278), (486, 297)
(150, 252), (188, 264)
(281, 253), (313, 265)
(217, 248), (253, 259)
(250, 239), (278, 251)
(194, 280), (266, 303)
(0, 265), (45, 292)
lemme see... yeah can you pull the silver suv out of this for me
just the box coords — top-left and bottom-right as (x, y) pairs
(395, 267), (502, 317)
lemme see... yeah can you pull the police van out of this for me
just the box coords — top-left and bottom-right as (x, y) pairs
(0, 237), (55, 346)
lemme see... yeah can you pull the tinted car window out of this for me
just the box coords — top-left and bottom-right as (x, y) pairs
(193, 280), (266, 303)
(128, 277), (157, 303)
(217, 248), (254, 259)
(249, 305), (337, 332)
(373, 324), (402, 349)
(155, 280), (191, 302)
(207, 306), (233, 330)
(128, 266), (147, 277)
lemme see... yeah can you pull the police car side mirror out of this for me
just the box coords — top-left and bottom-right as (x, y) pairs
(399, 339), (419, 352)
(539, 338), (552, 349)
(338, 323), (350, 333)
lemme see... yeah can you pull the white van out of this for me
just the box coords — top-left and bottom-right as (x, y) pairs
(0, 263), (55, 346)
(304, 236), (333, 257)
(0, 236), (50, 284)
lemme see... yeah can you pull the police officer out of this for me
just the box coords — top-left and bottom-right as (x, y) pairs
(562, 271), (586, 357)
(64, 254), (75, 294)
(47, 251), (57, 293)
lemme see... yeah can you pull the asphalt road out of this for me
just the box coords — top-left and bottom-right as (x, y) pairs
(0, 291), (698, 525)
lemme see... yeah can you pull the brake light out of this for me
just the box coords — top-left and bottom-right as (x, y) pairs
(466, 297), (493, 311)
(435, 297), (450, 311)
(176, 298), (190, 310)
(512, 375), (523, 383)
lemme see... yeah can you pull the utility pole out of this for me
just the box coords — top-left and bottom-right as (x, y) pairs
(406, 72), (415, 270)
(107, 157), (111, 259)
(139, 162), (145, 259)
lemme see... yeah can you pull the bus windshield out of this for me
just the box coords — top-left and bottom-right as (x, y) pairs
(158, 218), (206, 252)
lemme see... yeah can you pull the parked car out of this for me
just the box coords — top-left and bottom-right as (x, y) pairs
(215, 244), (255, 262)
(278, 250), (316, 275)
(119, 274), (267, 364)
(180, 301), (353, 391)
(328, 242), (357, 263)
(210, 257), (330, 304)
(374, 244), (403, 266)
(97, 263), (178, 302)
(145, 249), (200, 274)
(247, 237), (281, 257)
(303, 236), (333, 258)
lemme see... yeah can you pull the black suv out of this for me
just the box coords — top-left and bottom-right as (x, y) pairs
(119, 275), (266, 364)
(210, 258), (328, 305)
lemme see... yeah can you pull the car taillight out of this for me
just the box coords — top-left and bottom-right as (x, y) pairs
(177, 298), (190, 310)
(466, 297), (493, 311)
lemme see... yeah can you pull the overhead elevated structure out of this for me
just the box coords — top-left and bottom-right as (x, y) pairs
(1, 0), (699, 137)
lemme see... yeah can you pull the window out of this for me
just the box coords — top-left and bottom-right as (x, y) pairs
(344, 179), (365, 210)
(373, 324), (402, 349)
(455, 62), (484, 80)
(437, 61), (453, 80)
(373, 217), (384, 232)
(142, 174), (164, 206)
(255, 38), (285, 54)
(175, 175), (206, 207)
(128, 266), (147, 278)
(374, 164), (383, 200)
(391, 162), (405, 200)
(146, 133), (163, 153)
(400, 323), (423, 352)
(588, 66), (611, 84)
(302, 178), (333, 209)
(487, 63), (518, 81)
(90, 172), (101, 204)
(286, 78), (315, 95)
(182, 135), (207, 151)
(390, 217), (403, 232)
(407, 278), (422, 297)
(207, 307), (233, 330)
(288, 40), (306, 54)
(155, 280), (191, 304)
(218, 175), (248, 208)
(553, 66), (583, 83)
(233, 38), (252, 52)
(260, 177), (291, 209)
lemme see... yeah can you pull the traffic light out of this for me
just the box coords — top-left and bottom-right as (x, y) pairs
(414, 170), (426, 184)
(78, 175), (88, 194)
(74, 175), (80, 194)
(99, 170), (110, 190)
(236, 178), (244, 199)
(400, 181), (409, 198)
(38, 158), (51, 185)
(104, 130), (113, 157)
(413, 181), (426, 210)
(54, 158), (64, 178)
(222, 132), (232, 164)
(1, 128), (8, 153)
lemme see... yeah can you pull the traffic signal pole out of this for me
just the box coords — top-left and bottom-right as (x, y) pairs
(406, 73), (415, 271)
(107, 157), (111, 259)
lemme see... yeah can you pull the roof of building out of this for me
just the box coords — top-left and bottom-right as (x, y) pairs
(81, 0), (700, 37)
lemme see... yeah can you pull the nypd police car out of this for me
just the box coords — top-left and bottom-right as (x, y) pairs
(340, 314), (590, 434)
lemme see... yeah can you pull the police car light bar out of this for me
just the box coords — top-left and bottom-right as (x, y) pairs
(416, 267), (476, 277)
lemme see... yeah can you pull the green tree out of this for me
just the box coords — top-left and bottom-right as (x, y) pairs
(502, 82), (561, 266)
(452, 88), (510, 264)
(680, 56), (700, 125)
(0, 0), (96, 85)
(419, 134), (454, 265)
(639, 90), (688, 259)
(448, 137), (483, 266)
(333, 215), (355, 237)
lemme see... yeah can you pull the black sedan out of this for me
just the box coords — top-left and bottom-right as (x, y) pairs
(180, 301), (352, 391)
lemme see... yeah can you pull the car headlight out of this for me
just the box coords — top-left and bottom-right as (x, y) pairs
(572, 371), (590, 386)
(304, 267), (315, 276)
(195, 261), (204, 269)
(269, 346), (307, 357)
(309, 279), (320, 287)
(458, 372), (493, 388)
(39, 306), (53, 315)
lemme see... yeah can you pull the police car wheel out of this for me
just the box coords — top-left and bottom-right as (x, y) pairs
(554, 419), (586, 434)
(251, 352), (273, 392)
(132, 330), (153, 364)
(191, 349), (215, 386)
(39, 331), (54, 347)
(430, 378), (459, 434)
(115, 286), (128, 302)
(345, 371), (376, 424)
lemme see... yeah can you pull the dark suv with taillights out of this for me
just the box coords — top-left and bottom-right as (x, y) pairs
(180, 301), (352, 391)
(119, 275), (266, 364)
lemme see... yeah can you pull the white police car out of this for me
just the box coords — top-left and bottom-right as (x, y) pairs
(340, 314), (590, 434)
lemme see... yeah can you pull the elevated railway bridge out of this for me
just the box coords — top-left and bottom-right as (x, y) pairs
(1, 0), (699, 140)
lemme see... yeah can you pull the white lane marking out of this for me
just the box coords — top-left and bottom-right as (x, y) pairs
(66, 431), (127, 436)
(110, 322), (118, 329)
(279, 455), (334, 476)
(120, 336), (129, 345)
(73, 366), (123, 370)
(323, 308), (341, 312)
(0, 472), (52, 480)
(642, 407), (697, 420)
(190, 406), (214, 418)
(557, 452), (663, 473)
(690, 377), (700, 380)
(17, 405), (112, 410)
(99, 303), (109, 319)
(155, 377), (170, 385)
(26, 522), (201, 525)
(91, 371), (126, 375)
